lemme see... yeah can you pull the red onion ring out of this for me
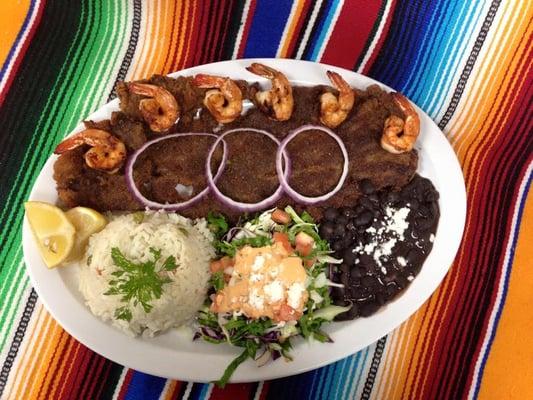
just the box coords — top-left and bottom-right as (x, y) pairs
(205, 128), (289, 212)
(125, 133), (227, 210)
(276, 125), (349, 204)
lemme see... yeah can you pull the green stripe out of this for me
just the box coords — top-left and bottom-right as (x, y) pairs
(0, 0), (130, 350)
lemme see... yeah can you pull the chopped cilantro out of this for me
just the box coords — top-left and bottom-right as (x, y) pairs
(104, 247), (177, 318)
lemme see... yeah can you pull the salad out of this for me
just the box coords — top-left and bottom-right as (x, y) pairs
(199, 206), (351, 387)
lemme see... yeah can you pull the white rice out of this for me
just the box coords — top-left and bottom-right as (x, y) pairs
(79, 211), (214, 337)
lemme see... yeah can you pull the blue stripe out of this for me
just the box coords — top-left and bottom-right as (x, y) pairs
(354, 346), (371, 392)
(123, 371), (166, 400)
(426, 1), (485, 117)
(472, 168), (532, 399)
(308, 0), (340, 61)
(0, 0), (37, 82)
(243, 0), (293, 57)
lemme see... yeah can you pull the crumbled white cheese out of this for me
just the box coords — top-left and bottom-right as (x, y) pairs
(287, 282), (305, 309)
(430, 234), (435, 242)
(248, 288), (264, 310)
(381, 266), (388, 275)
(397, 256), (407, 267)
(264, 280), (284, 302)
(354, 206), (411, 267)
(407, 275), (414, 282)
(250, 273), (263, 283)
(251, 255), (265, 272)
(269, 266), (279, 278)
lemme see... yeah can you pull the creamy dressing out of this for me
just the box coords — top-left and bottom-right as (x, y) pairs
(211, 243), (308, 320)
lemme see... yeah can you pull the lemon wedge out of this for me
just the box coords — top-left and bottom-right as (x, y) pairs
(24, 201), (76, 268)
(65, 207), (107, 261)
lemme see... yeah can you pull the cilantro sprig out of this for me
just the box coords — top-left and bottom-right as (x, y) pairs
(104, 247), (177, 321)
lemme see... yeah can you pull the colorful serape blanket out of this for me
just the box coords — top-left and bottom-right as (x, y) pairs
(0, 1), (531, 399)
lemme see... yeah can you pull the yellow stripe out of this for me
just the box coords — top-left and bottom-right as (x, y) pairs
(48, 337), (78, 400)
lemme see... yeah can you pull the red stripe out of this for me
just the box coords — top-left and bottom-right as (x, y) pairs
(117, 369), (135, 400)
(236, 0), (258, 58)
(169, 380), (184, 399)
(0, 0), (47, 107)
(321, 0), (382, 69)
(259, 381), (270, 400)
(209, 383), (254, 400)
(362, 0), (398, 74)
(216, 0), (234, 60)
(191, 2), (210, 66)
(61, 345), (96, 399)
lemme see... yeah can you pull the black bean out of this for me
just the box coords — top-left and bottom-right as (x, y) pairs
(331, 286), (345, 300)
(355, 211), (373, 226)
(332, 240), (344, 252)
(351, 266), (366, 278)
(346, 221), (357, 232)
(368, 193), (380, 203)
(359, 179), (376, 194)
(341, 207), (356, 218)
(376, 292), (387, 305)
(319, 221), (335, 239)
(386, 283), (400, 298)
(418, 205), (430, 218)
(361, 275), (379, 288)
(409, 199), (420, 210)
(342, 248), (357, 265)
(323, 207), (339, 221)
(430, 202), (439, 218)
(406, 249), (423, 265)
(359, 254), (374, 266)
(335, 215), (348, 226)
(359, 301), (380, 317)
(395, 274), (409, 288)
(386, 191), (400, 203)
(359, 197), (375, 210)
(355, 205), (366, 214)
(351, 286), (367, 300)
(341, 272), (350, 288)
(334, 224), (346, 237)
(340, 263), (350, 274)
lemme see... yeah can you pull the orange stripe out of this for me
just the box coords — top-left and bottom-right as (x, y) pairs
(163, 0), (181, 74)
(129, 0), (151, 79)
(278, 0), (305, 57)
(11, 308), (50, 399)
(6, 305), (46, 399)
(0, 0), (31, 67)
(25, 319), (65, 399)
(35, 328), (70, 399)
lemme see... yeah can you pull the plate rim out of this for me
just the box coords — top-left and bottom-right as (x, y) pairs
(23, 57), (466, 383)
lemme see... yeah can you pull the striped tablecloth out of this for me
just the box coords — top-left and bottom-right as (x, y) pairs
(0, 1), (531, 399)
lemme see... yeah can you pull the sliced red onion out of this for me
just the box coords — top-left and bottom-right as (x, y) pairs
(205, 128), (289, 212)
(276, 125), (349, 205)
(125, 133), (227, 210)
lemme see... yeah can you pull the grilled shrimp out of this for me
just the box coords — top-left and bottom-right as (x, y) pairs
(381, 93), (420, 154)
(128, 82), (179, 132)
(54, 129), (126, 174)
(319, 71), (355, 128)
(193, 74), (243, 123)
(246, 63), (294, 121)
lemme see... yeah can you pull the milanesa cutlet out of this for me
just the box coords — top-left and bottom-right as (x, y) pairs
(53, 76), (417, 221)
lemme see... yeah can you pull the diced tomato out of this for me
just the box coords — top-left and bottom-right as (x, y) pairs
(220, 256), (234, 269)
(273, 232), (293, 253)
(304, 258), (316, 268)
(271, 209), (291, 224)
(276, 303), (302, 322)
(210, 259), (223, 273)
(295, 232), (314, 257)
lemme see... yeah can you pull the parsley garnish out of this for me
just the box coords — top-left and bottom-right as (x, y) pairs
(207, 212), (229, 239)
(104, 247), (177, 321)
(215, 235), (272, 257)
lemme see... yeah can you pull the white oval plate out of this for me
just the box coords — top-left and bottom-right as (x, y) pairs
(23, 58), (466, 383)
